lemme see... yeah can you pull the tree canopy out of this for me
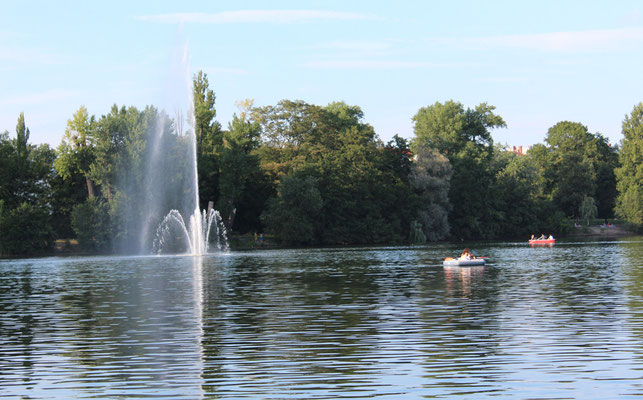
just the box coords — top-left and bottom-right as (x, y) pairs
(0, 74), (637, 255)
(615, 103), (643, 229)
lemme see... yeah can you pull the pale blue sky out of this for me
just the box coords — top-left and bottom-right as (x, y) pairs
(1, 1), (642, 147)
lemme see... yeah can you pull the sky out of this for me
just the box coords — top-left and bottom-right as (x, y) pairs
(1, 0), (642, 148)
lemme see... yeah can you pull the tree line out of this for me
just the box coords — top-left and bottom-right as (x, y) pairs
(1, 72), (641, 255)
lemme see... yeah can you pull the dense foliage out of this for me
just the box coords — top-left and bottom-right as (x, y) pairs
(615, 103), (643, 230)
(0, 114), (57, 255)
(0, 73), (638, 255)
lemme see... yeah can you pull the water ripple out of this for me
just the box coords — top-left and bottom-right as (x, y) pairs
(1, 239), (643, 398)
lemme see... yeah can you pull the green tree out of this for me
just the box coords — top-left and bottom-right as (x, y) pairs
(193, 71), (222, 209)
(409, 144), (452, 241)
(217, 112), (262, 230)
(409, 220), (427, 244)
(15, 112), (30, 163)
(579, 195), (598, 226)
(48, 171), (86, 238)
(491, 149), (542, 237)
(255, 100), (413, 244)
(71, 197), (111, 252)
(11, 113), (44, 209)
(91, 104), (140, 202)
(412, 101), (504, 155)
(0, 114), (56, 255)
(252, 99), (322, 182)
(615, 103), (643, 229)
(193, 70), (218, 157)
(312, 102), (411, 244)
(412, 100), (506, 239)
(540, 121), (618, 218)
(0, 202), (54, 255)
(0, 132), (13, 208)
(54, 106), (97, 198)
(262, 173), (323, 245)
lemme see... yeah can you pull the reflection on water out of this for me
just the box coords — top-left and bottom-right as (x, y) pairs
(1, 238), (643, 399)
(444, 265), (485, 297)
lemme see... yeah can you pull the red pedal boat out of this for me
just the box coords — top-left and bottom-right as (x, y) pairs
(529, 238), (555, 245)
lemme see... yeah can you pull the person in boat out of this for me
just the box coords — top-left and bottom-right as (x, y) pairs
(538, 234), (546, 240)
(548, 234), (554, 240)
(459, 248), (476, 260)
(530, 234), (535, 240)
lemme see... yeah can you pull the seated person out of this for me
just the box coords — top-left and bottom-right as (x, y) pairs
(459, 248), (475, 260)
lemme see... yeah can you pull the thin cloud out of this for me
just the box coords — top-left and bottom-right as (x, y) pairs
(463, 27), (643, 52)
(479, 76), (530, 83)
(0, 89), (79, 107)
(310, 40), (394, 59)
(205, 67), (251, 75)
(137, 10), (377, 24)
(314, 40), (393, 52)
(0, 45), (65, 66)
(300, 60), (453, 69)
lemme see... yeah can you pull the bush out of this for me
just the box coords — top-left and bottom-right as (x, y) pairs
(0, 202), (54, 255)
(262, 174), (323, 245)
(71, 197), (111, 252)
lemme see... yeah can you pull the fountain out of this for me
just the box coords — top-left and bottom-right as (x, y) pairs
(153, 207), (228, 255)
(134, 40), (228, 256)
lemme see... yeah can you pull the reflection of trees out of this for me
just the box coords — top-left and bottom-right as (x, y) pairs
(540, 245), (627, 330)
(50, 257), (206, 397)
(621, 239), (643, 354)
(417, 264), (503, 393)
(1, 257), (210, 397)
(0, 263), (35, 388)
(199, 250), (387, 396)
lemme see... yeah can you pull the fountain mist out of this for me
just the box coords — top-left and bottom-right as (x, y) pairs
(132, 40), (227, 255)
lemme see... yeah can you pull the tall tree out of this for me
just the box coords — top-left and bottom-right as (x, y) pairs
(491, 149), (543, 237)
(615, 103), (643, 229)
(15, 112), (30, 163)
(262, 173), (323, 245)
(192, 71), (222, 208)
(0, 115), (56, 255)
(54, 106), (97, 198)
(192, 70), (218, 157)
(255, 100), (413, 244)
(91, 104), (134, 202)
(412, 100), (506, 239)
(412, 101), (503, 155)
(541, 121), (618, 218)
(0, 131), (13, 203)
(409, 144), (452, 241)
(217, 112), (262, 230)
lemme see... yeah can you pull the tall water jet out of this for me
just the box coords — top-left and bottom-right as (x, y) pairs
(134, 39), (227, 256)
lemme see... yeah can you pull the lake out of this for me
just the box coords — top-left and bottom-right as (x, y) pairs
(1, 237), (643, 399)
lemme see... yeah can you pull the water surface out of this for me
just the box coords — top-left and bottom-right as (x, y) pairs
(1, 237), (643, 399)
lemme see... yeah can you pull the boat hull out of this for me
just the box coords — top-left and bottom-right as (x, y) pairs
(529, 239), (555, 245)
(443, 259), (486, 266)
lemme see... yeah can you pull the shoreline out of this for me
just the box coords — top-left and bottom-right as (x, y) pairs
(568, 224), (633, 238)
(4, 226), (639, 259)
